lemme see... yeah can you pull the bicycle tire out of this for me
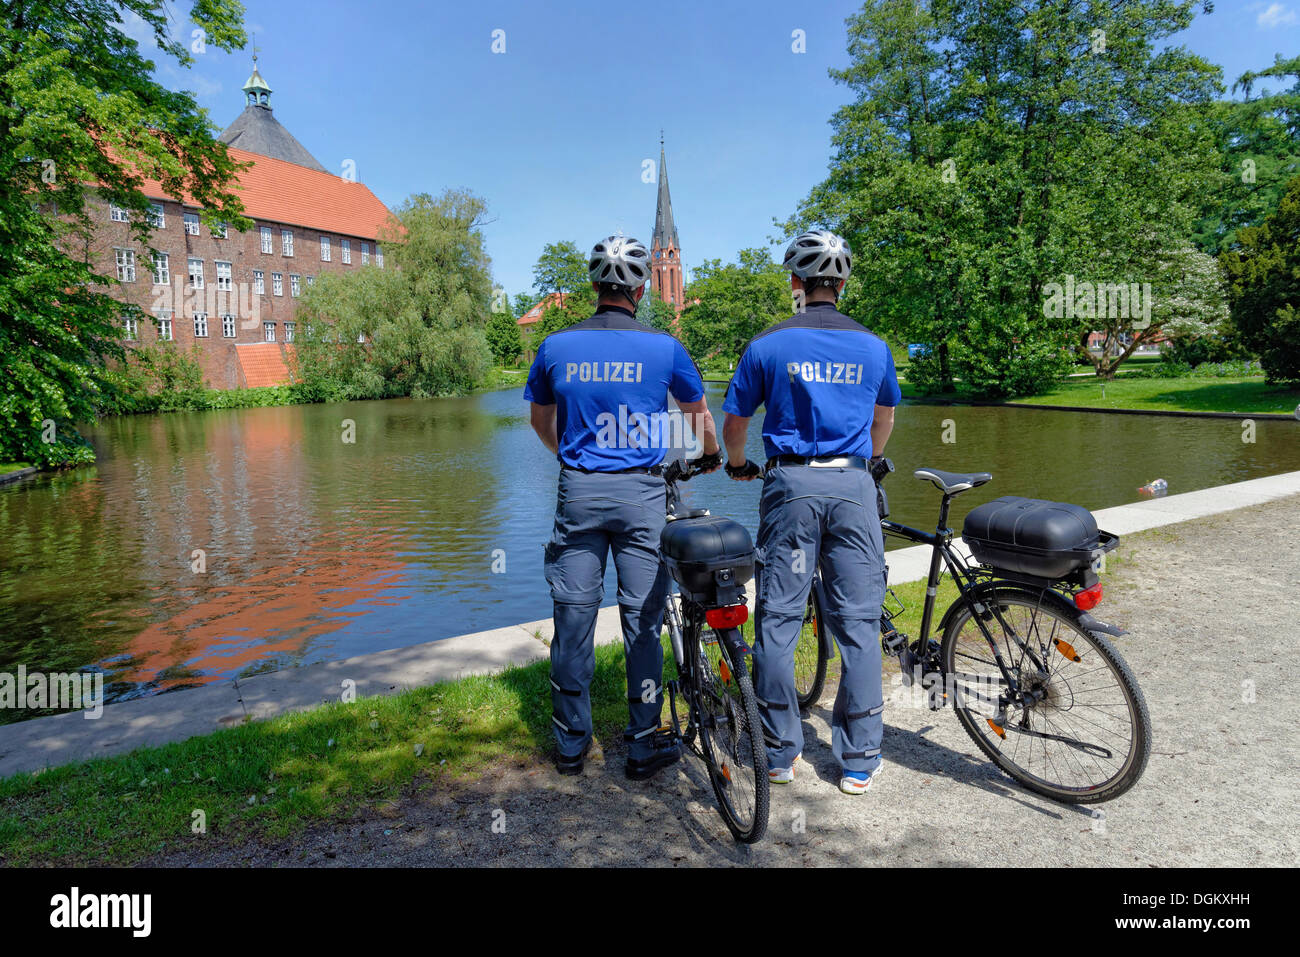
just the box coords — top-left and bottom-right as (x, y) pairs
(693, 627), (770, 843)
(794, 586), (829, 709)
(941, 590), (1151, 804)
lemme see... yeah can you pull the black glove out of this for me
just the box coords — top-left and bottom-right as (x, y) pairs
(725, 459), (762, 481)
(691, 450), (723, 474)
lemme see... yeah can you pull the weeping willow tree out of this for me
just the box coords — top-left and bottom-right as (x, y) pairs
(295, 189), (496, 399)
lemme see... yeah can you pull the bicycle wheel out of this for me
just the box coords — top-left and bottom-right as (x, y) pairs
(794, 586), (827, 709)
(941, 590), (1151, 804)
(692, 620), (769, 843)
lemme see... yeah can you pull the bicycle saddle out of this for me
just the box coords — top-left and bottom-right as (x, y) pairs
(914, 467), (993, 495)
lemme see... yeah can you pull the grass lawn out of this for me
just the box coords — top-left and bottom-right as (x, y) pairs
(0, 573), (957, 865)
(476, 367), (528, 392)
(0, 462), (33, 476)
(1007, 376), (1300, 415)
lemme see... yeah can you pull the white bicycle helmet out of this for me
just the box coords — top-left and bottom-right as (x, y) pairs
(589, 235), (652, 292)
(783, 229), (852, 284)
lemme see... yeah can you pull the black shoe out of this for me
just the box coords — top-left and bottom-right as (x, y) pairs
(555, 739), (591, 776)
(625, 743), (681, 781)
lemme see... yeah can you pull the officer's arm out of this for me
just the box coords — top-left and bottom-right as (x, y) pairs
(871, 405), (895, 457)
(723, 414), (749, 468)
(530, 402), (559, 455)
(674, 396), (720, 457)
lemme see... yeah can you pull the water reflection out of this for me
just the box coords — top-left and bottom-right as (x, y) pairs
(0, 384), (1295, 709)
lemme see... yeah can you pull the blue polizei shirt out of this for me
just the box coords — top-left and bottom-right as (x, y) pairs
(723, 302), (902, 459)
(524, 305), (705, 471)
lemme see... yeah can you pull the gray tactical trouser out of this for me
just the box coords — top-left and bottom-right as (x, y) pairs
(752, 462), (888, 774)
(544, 469), (670, 762)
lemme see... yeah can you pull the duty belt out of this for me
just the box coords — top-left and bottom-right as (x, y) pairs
(562, 463), (665, 476)
(766, 454), (870, 474)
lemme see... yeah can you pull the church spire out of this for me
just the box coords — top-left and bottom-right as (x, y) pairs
(650, 135), (683, 311)
(653, 136), (679, 250)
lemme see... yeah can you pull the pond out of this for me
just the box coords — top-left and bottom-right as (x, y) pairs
(1, 384), (1296, 707)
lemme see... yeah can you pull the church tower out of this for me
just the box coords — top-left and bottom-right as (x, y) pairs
(650, 135), (684, 311)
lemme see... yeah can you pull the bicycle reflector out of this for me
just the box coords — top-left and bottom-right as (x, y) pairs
(1073, 582), (1104, 610)
(705, 605), (749, 629)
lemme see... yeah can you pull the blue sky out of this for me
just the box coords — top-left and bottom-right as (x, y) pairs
(128, 0), (1299, 301)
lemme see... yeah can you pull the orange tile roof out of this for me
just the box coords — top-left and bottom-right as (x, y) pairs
(139, 146), (392, 240)
(518, 292), (566, 326)
(236, 342), (296, 388)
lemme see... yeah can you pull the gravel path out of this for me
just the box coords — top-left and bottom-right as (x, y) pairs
(158, 494), (1300, 867)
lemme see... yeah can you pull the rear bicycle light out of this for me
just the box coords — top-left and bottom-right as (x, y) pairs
(705, 604), (749, 629)
(1073, 582), (1103, 610)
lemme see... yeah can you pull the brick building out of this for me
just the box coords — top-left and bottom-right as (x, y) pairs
(90, 60), (392, 389)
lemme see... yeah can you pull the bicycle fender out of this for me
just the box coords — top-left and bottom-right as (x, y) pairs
(716, 627), (752, 660)
(937, 580), (1126, 640)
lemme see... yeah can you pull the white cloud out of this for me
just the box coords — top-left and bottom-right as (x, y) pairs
(1258, 3), (1299, 27)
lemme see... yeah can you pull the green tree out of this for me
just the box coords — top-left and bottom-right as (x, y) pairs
(532, 240), (589, 297)
(0, 0), (250, 466)
(784, 0), (1221, 396)
(296, 189), (495, 398)
(679, 248), (789, 362)
(485, 298), (523, 366)
(636, 287), (678, 332)
(1221, 175), (1300, 384)
(513, 291), (540, 318)
(1194, 56), (1300, 255)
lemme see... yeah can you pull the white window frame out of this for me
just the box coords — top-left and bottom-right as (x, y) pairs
(306, 275), (315, 288)
(260, 226), (273, 254)
(360, 242), (370, 265)
(263, 321), (276, 343)
(272, 272), (283, 296)
(115, 248), (136, 282)
(222, 314), (236, 338)
(253, 269), (265, 296)
(110, 203), (129, 223)
(290, 274), (301, 297)
(212, 221), (227, 239)
(375, 246), (384, 268)
(147, 203), (165, 228)
(341, 239), (351, 264)
(123, 315), (139, 340)
(187, 256), (204, 289)
(215, 260), (233, 292)
(151, 251), (169, 285)
(285, 322), (296, 343)
(154, 309), (173, 341)
(281, 229), (294, 256)
(184, 212), (200, 235)
(320, 236), (331, 262)
(193, 313), (209, 338)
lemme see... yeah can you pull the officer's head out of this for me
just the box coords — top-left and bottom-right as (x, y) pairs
(783, 229), (851, 304)
(589, 235), (652, 310)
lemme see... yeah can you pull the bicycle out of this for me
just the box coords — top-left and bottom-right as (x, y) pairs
(794, 458), (1151, 804)
(657, 458), (769, 843)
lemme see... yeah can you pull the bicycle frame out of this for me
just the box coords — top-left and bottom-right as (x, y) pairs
(809, 487), (1125, 709)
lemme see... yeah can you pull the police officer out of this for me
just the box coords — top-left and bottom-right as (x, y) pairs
(721, 230), (901, 795)
(525, 235), (722, 780)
